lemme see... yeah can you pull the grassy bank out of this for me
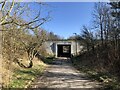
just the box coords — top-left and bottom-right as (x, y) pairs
(72, 56), (120, 90)
(2, 58), (47, 88)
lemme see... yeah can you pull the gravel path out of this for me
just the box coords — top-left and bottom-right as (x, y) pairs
(30, 58), (102, 88)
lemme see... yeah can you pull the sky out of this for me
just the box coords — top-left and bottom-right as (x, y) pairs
(40, 2), (95, 39)
(0, 2), (96, 39)
(21, 2), (95, 39)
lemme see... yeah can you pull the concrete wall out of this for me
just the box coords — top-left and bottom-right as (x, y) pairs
(44, 40), (83, 57)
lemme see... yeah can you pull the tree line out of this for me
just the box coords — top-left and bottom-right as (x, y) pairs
(70, 2), (120, 75)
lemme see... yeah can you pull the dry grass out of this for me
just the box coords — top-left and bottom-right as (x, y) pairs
(1, 56), (47, 88)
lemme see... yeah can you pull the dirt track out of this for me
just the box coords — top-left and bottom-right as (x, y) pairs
(30, 58), (102, 88)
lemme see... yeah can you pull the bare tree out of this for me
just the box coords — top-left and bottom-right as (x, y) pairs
(80, 26), (95, 53)
(0, 1), (51, 68)
(109, 1), (120, 58)
(93, 2), (110, 46)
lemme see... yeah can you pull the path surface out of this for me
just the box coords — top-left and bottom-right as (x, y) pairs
(30, 58), (102, 88)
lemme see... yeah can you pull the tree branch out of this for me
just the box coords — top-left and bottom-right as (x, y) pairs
(0, 0), (15, 25)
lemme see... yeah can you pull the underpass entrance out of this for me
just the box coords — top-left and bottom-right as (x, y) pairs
(57, 44), (71, 57)
(44, 40), (83, 58)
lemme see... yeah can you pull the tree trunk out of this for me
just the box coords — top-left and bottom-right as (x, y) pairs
(0, 11), (3, 87)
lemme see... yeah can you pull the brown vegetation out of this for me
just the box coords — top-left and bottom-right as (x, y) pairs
(0, 1), (60, 87)
(71, 2), (120, 88)
(75, 2), (120, 75)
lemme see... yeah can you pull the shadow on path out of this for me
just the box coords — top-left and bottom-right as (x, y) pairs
(30, 58), (102, 88)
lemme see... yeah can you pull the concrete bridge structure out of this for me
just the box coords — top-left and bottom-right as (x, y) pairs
(44, 40), (83, 58)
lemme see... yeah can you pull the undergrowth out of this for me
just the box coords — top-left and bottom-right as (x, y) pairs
(72, 55), (120, 90)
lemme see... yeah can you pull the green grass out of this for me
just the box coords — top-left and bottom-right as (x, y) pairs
(8, 64), (46, 88)
(7, 57), (54, 88)
(43, 58), (54, 64)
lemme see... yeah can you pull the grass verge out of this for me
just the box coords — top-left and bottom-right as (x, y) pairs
(43, 57), (54, 64)
(72, 56), (120, 90)
(4, 58), (47, 88)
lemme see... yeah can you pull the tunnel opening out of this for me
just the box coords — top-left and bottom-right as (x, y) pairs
(57, 44), (71, 57)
